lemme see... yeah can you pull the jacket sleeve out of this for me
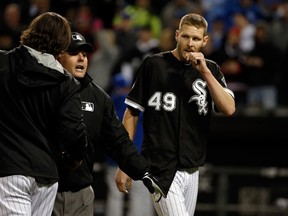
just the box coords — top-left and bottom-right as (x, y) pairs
(100, 96), (150, 180)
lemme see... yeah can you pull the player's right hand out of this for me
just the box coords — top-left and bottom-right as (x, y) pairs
(142, 172), (166, 202)
(114, 168), (132, 194)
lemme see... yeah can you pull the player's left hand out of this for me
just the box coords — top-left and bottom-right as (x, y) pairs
(114, 168), (132, 194)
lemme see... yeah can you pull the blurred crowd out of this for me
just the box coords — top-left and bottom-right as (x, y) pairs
(1, 0), (288, 114)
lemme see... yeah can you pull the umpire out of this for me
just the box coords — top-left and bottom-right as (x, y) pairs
(53, 32), (163, 216)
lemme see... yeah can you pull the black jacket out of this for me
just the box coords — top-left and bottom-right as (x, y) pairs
(57, 74), (150, 192)
(0, 45), (87, 183)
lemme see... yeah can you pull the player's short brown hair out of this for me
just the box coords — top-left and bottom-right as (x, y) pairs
(178, 13), (208, 36)
(20, 12), (71, 56)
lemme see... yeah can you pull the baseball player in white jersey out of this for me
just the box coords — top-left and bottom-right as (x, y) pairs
(114, 13), (236, 216)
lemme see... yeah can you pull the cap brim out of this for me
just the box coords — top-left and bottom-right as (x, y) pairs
(67, 43), (94, 53)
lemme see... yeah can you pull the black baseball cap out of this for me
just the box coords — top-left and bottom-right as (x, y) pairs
(66, 32), (93, 53)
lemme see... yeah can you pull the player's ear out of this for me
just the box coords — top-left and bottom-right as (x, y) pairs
(175, 30), (179, 42)
(202, 35), (209, 47)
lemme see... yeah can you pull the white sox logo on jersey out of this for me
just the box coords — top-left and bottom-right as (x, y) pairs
(188, 79), (208, 115)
